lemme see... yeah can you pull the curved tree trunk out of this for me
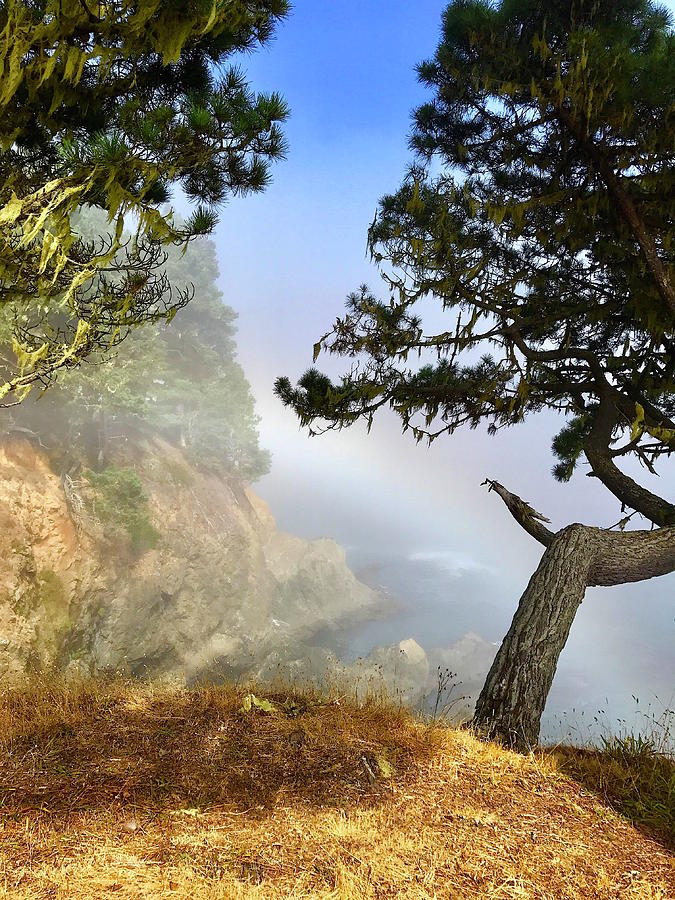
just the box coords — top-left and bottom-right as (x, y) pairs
(473, 488), (675, 752)
(473, 524), (594, 751)
(475, 478), (675, 752)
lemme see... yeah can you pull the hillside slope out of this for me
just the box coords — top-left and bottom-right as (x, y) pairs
(0, 439), (378, 682)
(0, 680), (672, 899)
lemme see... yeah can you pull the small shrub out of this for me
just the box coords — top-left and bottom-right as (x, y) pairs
(85, 466), (160, 555)
(600, 732), (659, 764)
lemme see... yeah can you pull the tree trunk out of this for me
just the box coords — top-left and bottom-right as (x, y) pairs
(473, 524), (594, 752)
(476, 481), (675, 752)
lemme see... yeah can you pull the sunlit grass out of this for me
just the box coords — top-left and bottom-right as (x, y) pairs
(0, 677), (672, 899)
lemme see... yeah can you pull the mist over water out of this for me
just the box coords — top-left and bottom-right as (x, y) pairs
(249, 414), (674, 744)
(289, 517), (673, 743)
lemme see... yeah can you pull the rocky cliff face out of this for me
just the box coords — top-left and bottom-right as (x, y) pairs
(0, 439), (379, 681)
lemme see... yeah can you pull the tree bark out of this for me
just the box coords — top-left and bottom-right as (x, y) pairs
(589, 527), (675, 586)
(473, 524), (593, 752)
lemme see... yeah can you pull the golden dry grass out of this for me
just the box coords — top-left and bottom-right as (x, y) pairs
(0, 679), (672, 899)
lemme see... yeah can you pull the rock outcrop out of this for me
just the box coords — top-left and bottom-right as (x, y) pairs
(0, 439), (379, 681)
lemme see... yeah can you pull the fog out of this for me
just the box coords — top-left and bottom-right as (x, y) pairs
(212, 0), (675, 740)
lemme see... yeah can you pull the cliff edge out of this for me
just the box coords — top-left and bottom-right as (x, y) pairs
(0, 438), (379, 681)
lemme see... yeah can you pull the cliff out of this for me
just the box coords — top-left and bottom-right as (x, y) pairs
(0, 438), (379, 681)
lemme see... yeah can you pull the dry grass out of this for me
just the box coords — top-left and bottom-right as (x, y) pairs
(0, 679), (673, 899)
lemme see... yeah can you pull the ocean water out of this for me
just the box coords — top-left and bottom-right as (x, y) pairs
(327, 552), (510, 656)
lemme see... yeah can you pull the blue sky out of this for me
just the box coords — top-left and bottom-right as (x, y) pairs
(220, 0), (448, 365)
(208, 1), (674, 714)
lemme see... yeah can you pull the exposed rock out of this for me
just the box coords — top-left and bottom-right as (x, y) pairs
(247, 632), (496, 721)
(431, 632), (499, 693)
(0, 438), (498, 717)
(357, 638), (431, 704)
(345, 634), (496, 715)
(425, 633), (499, 720)
(0, 439), (379, 681)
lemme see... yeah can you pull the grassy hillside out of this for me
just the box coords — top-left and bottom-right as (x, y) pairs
(0, 680), (672, 899)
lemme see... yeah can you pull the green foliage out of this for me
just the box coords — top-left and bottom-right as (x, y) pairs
(240, 693), (276, 714)
(557, 733), (675, 848)
(551, 414), (593, 482)
(85, 465), (159, 555)
(277, 0), (675, 527)
(376, 752), (393, 779)
(0, 0), (289, 401)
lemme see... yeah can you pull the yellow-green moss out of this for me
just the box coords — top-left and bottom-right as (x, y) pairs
(36, 568), (66, 612)
(33, 569), (72, 657)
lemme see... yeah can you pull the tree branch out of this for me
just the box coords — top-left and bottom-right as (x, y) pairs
(583, 398), (675, 526)
(589, 527), (675, 586)
(554, 106), (675, 321)
(482, 479), (554, 547)
(507, 325), (607, 384)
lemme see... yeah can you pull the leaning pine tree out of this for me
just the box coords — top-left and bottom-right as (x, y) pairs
(276, 0), (675, 750)
(0, 0), (288, 401)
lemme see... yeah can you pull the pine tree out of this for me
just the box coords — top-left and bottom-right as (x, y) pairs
(276, 0), (675, 750)
(1, 230), (270, 481)
(0, 0), (289, 402)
